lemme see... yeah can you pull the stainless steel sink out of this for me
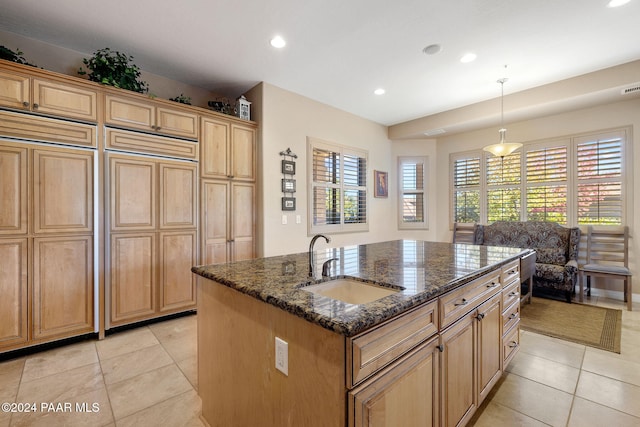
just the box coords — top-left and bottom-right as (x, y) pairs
(301, 278), (403, 304)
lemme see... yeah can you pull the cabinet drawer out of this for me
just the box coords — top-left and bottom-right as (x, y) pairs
(348, 300), (438, 388)
(106, 129), (198, 160)
(439, 270), (501, 329)
(503, 321), (520, 367)
(501, 259), (520, 286)
(502, 280), (520, 310)
(502, 300), (520, 332)
(0, 110), (96, 147)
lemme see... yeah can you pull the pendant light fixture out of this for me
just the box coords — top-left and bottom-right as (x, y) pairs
(482, 75), (522, 158)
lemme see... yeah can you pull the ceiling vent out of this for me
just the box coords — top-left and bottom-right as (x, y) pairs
(621, 83), (640, 95)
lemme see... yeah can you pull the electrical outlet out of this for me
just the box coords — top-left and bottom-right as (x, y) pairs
(275, 337), (288, 376)
(282, 215), (288, 225)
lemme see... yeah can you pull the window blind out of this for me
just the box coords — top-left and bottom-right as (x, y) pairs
(486, 152), (521, 222)
(399, 159), (426, 226)
(453, 156), (480, 223)
(525, 145), (568, 223)
(576, 134), (623, 224)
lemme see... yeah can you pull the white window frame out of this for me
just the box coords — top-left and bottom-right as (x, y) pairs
(307, 137), (369, 235)
(398, 156), (428, 230)
(449, 127), (630, 227)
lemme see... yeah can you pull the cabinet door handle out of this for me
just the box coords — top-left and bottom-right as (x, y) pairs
(487, 282), (498, 288)
(476, 312), (485, 321)
(22, 101), (30, 108)
(155, 126), (161, 131)
(436, 344), (444, 352)
(454, 298), (468, 306)
(32, 103), (39, 109)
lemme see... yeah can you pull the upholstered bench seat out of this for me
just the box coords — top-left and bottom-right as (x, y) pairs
(474, 221), (580, 303)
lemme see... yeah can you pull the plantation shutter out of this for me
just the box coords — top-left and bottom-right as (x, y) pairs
(399, 158), (426, 228)
(452, 156), (480, 223)
(486, 152), (521, 222)
(525, 145), (568, 223)
(576, 132), (623, 224)
(309, 138), (368, 233)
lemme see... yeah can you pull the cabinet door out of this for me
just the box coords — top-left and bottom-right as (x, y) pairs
(0, 70), (30, 110)
(440, 311), (477, 427)
(159, 161), (197, 229)
(0, 239), (28, 349)
(32, 78), (97, 122)
(477, 294), (503, 404)
(230, 124), (255, 181)
(109, 233), (156, 325)
(349, 337), (440, 427)
(231, 182), (255, 261)
(200, 118), (230, 179)
(0, 144), (28, 235)
(156, 107), (198, 139)
(108, 154), (156, 231)
(105, 94), (155, 132)
(33, 148), (94, 234)
(201, 180), (229, 265)
(159, 231), (197, 312)
(32, 236), (94, 339)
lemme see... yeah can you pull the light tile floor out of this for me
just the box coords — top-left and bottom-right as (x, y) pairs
(1, 297), (639, 427)
(0, 314), (202, 427)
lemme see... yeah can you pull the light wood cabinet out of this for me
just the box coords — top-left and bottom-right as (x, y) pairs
(201, 180), (255, 264)
(0, 141), (95, 352)
(440, 309), (477, 427)
(105, 94), (198, 139)
(0, 69), (98, 122)
(107, 152), (197, 327)
(0, 239), (28, 348)
(201, 117), (256, 181)
(32, 236), (94, 339)
(349, 337), (440, 427)
(477, 294), (503, 403)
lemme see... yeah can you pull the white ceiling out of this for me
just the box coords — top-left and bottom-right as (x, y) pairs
(1, 0), (639, 126)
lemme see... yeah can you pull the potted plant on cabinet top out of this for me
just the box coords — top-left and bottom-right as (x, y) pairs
(78, 48), (148, 93)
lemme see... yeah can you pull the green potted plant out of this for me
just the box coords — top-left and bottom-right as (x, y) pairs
(169, 93), (192, 105)
(0, 45), (37, 67)
(78, 48), (148, 93)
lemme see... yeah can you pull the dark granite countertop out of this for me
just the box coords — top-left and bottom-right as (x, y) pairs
(191, 240), (530, 337)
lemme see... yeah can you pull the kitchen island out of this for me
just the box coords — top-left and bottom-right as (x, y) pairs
(192, 240), (531, 427)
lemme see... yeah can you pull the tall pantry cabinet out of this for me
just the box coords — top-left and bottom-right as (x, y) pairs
(200, 117), (256, 264)
(0, 60), (258, 352)
(0, 63), (98, 352)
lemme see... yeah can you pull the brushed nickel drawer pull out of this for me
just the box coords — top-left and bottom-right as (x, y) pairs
(454, 298), (468, 306)
(487, 282), (498, 288)
(508, 341), (518, 348)
(508, 313), (517, 320)
(508, 291), (519, 297)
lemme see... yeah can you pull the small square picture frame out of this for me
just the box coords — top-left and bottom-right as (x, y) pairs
(281, 178), (296, 193)
(282, 197), (296, 211)
(281, 160), (296, 175)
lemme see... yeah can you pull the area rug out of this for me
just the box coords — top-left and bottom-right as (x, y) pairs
(520, 297), (622, 353)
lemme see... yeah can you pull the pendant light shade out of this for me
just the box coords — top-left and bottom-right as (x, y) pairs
(483, 77), (522, 157)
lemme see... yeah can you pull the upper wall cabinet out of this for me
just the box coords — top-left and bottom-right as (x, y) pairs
(201, 117), (256, 181)
(105, 94), (199, 140)
(0, 69), (98, 122)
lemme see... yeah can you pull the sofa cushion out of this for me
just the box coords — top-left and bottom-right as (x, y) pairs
(534, 248), (567, 265)
(535, 263), (566, 283)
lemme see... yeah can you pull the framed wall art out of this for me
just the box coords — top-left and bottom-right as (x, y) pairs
(374, 170), (388, 198)
(282, 197), (296, 211)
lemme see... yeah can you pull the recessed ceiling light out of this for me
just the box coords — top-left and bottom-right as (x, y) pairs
(422, 44), (442, 55)
(270, 36), (286, 48)
(460, 53), (477, 63)
(374, 88), (385, 95)
(607, 0), (630, 7)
